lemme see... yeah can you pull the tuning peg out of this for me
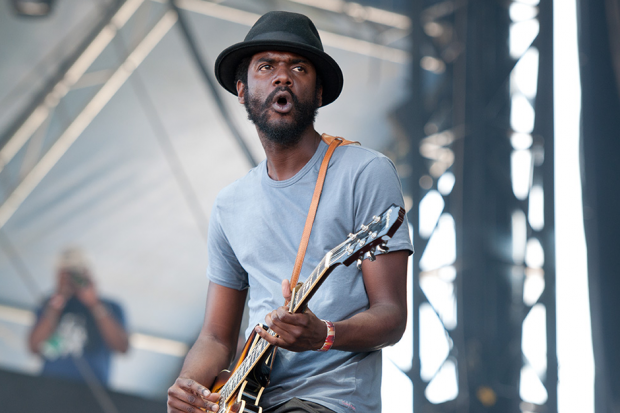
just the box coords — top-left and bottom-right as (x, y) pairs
(376, 243), (389, 253)
(357, 258), (363, 270)
(365, 250), (376, 262)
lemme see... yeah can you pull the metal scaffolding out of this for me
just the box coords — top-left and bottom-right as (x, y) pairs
(396, 0), (557, 411)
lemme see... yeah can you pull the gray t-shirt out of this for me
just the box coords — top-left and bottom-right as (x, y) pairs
(207, 138), (413, 412)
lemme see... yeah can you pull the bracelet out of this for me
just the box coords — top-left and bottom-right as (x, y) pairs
(316, 320), (335, 352)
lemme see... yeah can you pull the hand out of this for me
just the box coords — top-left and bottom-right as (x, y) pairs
(56, 271), (75, 299)
(74, 271), (99, 308)
(254, 280), (326, 352)
(167, 377), (221, 412)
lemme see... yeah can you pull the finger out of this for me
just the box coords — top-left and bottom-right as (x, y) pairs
(272, 307), (306, 328)
(281, 279), (292, 301)
(254, 325), (305, 352)
(255, 325), (279, 346)
(267, 308), (296, 333)
(168, 384), (213, 412)
(177, 378), (220, 402)
(167, 397), (218, 413)
(265, 310), (278, 327)
(275, 306), (293, 321)
(258, 316), (298, 346)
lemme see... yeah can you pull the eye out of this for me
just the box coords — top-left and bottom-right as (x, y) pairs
(293, 66), (306, 72)
(258, 64), (272, 71)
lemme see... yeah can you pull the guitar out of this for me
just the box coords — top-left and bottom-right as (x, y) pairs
(210, 204), (405, 413)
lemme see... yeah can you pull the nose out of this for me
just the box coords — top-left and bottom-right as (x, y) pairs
(272, 65), (292, 87)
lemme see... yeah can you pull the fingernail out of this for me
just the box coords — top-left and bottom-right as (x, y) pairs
(211, 404), (219, 411)
(202, 389), (210, 397)
(255, 326), (261, 333)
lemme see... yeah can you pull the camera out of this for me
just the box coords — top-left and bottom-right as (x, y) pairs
(67, 268), (89, 287)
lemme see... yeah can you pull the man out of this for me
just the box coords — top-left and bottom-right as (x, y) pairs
(167, 11), (413, 413)
(28, 248), (128, 385)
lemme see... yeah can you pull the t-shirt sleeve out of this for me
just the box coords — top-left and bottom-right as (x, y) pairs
(206, 198), (249, 290)
(352, 155), (413, 256)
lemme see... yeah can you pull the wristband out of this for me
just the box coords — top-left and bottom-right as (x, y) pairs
(316, 320), (335, 352)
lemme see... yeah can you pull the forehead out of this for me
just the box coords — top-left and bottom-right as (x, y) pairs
(249, 51), (315, 67)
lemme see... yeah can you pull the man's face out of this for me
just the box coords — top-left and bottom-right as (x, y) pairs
(237, 51), (322, 147)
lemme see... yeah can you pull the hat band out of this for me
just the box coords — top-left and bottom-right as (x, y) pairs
(249, 31), (323, 51)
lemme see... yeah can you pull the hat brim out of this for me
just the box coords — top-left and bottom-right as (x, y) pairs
(215, 40), (344, 107)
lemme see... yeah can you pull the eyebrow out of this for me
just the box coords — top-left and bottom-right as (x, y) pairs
(254, 57), (310, 65)
(290, 58), (309, 65)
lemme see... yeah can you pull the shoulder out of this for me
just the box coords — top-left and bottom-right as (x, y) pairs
(99, 297), (122, 309)
(335, 141), (386, 161)
(99, 298), (124, 315)
(329, 140), (398, 177)
(99, 298), (127, 324)
(213, 162), (265, 209)
(209, 162), (266, 235)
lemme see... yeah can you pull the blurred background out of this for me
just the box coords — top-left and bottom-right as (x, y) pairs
(0, 0), (618, 412)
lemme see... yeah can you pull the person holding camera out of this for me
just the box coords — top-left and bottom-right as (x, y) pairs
(28, 248), (128, 385)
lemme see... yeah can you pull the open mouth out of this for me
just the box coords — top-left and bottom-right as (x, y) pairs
(272, 91), (293, 114)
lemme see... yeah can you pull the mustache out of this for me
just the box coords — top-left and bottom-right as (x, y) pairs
(261, 86), (300, 109)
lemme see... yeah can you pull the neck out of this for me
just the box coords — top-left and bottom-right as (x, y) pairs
(259, 126), (322, 181)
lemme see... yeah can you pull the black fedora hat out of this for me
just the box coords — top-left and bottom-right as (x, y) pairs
(214, 11), (343, 107)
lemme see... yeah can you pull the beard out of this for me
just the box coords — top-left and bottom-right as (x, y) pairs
(244, 86), (320, 148)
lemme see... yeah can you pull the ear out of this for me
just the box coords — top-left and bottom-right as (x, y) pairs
(236, 80), (246, 104)
(316, 84), (323, 107)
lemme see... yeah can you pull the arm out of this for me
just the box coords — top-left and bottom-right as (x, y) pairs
(28, 294), (67, 353)
(255, 250), (409, 352)
(331, 250), (409, 350)
(167, 282), (247, 413)
(29, 271), (75, 353)
(88, 301), (129, 353)
(73, 273), (129, 353)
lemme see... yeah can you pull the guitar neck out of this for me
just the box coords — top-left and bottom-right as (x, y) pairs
(289, 244), (347, 314)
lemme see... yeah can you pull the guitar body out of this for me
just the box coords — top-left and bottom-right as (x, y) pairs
(212, 327), (276, 413)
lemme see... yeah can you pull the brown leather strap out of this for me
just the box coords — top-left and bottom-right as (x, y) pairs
(320, 133), (359, 147)
(289, 134), (359, 292)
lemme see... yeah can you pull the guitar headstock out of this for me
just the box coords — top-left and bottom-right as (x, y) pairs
(334, 204), (405, 269)
(287, 204), (406, 315)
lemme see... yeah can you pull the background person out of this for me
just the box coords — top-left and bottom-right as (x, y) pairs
(28, 247), (128, 385)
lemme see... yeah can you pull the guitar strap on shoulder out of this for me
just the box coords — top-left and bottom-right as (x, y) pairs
(288, 133), (359, 294)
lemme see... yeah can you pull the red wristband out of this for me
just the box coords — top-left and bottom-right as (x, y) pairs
(316, 320), (335, 352)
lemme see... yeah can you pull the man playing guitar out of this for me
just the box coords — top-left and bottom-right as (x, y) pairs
(167, 11), (413, 413)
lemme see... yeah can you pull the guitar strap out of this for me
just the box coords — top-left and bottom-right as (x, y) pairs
(288, 133), (359, 294)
